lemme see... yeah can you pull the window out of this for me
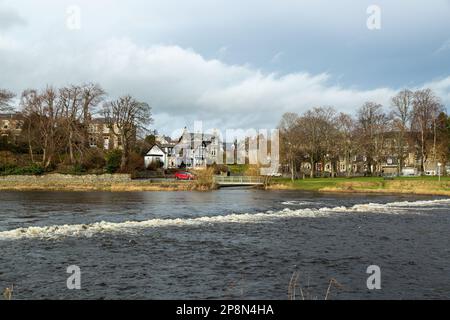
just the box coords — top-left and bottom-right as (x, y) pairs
(103, 137), (110, 150)
(89, 137), (97, 148)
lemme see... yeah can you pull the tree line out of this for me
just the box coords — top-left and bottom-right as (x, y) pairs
(278, 89), (450, 180)
(0, 84), (152, 173)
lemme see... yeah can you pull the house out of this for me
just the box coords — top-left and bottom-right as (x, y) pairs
(87, 118), (121, 150)
(144, 145), (167, 169)
(0, 113), (23, 144)
(402, 167), (418, 176)
(381, 157), (399, 175)
(156, 135), (178, 168)
(156, 135), (175, 146)
(173, 128), (222, 169)
(145, 129), (223, 170)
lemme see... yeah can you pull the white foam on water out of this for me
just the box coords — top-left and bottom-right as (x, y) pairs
(383, 199), (450, 207)
(0, 198), (448, 240)
(281, 200), (315, 206)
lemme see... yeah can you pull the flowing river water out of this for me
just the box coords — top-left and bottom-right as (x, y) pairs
(0, 189), (449, 299)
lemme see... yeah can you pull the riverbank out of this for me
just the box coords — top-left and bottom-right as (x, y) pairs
(1, 174), (450, 195)
(267, 177), (450, 196)
(0, 174), (213, 192)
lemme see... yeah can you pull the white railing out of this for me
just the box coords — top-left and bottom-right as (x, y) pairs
(213, 176), (264, 185)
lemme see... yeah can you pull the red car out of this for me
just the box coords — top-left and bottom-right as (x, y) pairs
(175, 171), (195, 180)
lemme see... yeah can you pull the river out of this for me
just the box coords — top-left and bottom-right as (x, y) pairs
(0, 189), (449, 299)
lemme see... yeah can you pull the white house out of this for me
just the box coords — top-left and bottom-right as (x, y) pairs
(144, 145), (167, 169)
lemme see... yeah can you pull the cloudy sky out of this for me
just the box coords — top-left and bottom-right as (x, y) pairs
(1, 0), (449, 135)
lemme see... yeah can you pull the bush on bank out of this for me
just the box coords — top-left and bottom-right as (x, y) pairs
(0, 163), (45, 176)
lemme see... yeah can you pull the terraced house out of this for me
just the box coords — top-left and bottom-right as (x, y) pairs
(1, 112), (123, 151)
(0, 113), (23, 144)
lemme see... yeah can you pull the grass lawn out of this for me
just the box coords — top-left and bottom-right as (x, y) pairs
(270, 176), (450, 195)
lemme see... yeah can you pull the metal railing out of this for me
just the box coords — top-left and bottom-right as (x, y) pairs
(213, 176), (265, 185)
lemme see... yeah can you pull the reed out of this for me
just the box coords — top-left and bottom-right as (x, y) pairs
(288, 272), (342, 300)
(3, 284), (14, 300)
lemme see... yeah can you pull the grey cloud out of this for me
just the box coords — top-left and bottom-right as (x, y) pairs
(2, 37), (449, 135)
(0, 5), (26, 30)
(1, 1), (449, 134)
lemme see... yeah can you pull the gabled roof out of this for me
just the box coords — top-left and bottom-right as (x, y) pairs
(178, 131), (216, 142)
(156, 135), (177, 145)
(146, 144), (166, 155)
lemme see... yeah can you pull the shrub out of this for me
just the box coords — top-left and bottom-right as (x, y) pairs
(128, 151), (145, 172)
(227, 164), (249, 175)
(193, 167), (216, 190)
(71, 163), (87, 175)
(54, 164), (82, 175)
(0, 151), (18, 166)
(82, 149), (106, 170)
(0, 140), (28, 154)
(243, 165), (261, 176)
(209, 164), (228, 175)
(105, 149), (122, 173)
(0, 163), (45, 175)
(0, 164), (17, 175)
(147, 160), (163, 171)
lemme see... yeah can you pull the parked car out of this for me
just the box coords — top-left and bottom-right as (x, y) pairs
(175, 171), (195, 180)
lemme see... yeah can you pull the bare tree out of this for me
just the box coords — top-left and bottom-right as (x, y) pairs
(356, 102), (389, 175)
(80, 83), (106, 122)
(335, 112), (356, 177)
(20, 89), (40, 162)
(80, 83), (106, 148)
(278, 112), (301, 181)
(59, 85), (83, 164)
(391, 89), (413, 174)
(0, 89), (15, 112)
(411, 89), (444, 173)
(102, 95), (152, 170)
(20, 87), (64, 167)
(435, 112), (450, 167)
(298, 107), (336, 178)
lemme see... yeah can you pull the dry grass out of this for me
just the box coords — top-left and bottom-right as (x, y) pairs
(192, 167), (217, 190)
(3, 285), (13, 300)
(336, 181), (383, 189)
(322, 179), (450, 196)
(288, 271), (343, 300)
(265, 183), (296, 190)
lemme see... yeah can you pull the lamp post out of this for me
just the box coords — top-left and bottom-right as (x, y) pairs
(437, 163), (442, 182)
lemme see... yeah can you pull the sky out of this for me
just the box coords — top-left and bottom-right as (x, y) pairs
(0, 0), (449, 136)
